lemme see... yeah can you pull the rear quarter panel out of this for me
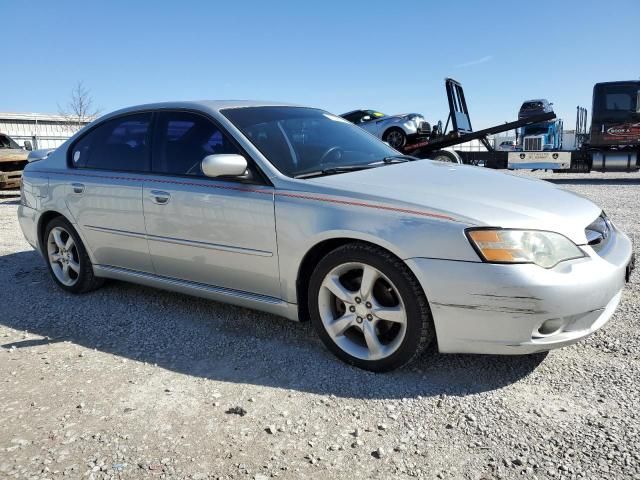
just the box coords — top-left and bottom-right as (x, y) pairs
(20, 151), (100, 265)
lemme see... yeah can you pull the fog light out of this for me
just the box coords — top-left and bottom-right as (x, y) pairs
(536, 318), (564, 337)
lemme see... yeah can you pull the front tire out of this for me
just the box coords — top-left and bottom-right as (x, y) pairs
(308, 243), (435, 372)
(43, 216), (104, 294)
(383, 128), (407, 150)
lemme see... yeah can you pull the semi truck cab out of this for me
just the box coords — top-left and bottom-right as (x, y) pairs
(589, 81), (640, 148)
(517, 99), (563, 151)
(519, 120), (563, 151)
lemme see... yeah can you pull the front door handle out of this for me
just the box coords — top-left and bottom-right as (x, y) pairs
(71, 182), (85, 194)
(150, 190), (171, 205)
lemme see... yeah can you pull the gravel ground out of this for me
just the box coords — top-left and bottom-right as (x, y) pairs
(0, 171), (639, 480)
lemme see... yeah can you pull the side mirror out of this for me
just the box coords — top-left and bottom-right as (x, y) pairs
(24, 140), (33, 151)
(201, 154), (248, 178)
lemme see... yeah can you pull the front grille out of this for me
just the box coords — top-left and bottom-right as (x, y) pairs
(585, 213), (613, 253)
(418, 121), (431, 134)
(524, 137), (542, 151)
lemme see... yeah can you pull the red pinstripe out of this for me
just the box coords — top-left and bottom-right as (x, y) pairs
(29, 169), (457, 222)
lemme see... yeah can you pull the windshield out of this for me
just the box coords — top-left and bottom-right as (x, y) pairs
(0, 134), (20, 149)
(521, 102), (544, 111)
(593, 83), (640, 122)
(222, 107), (399, 177)
(524, 125), (550, 135)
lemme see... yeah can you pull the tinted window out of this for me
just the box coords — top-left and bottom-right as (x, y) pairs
(522, 102), (541, 110)
(222, 107), (398, 177)
(71, 113), (151, 171)
(593, 83), (640, 121)
(341, 111), (364, 123)
(152, 111), (241, 176)
(605, 93), (632, 111)
(0, 134), (20, 149)
(365, 110), (385, 119)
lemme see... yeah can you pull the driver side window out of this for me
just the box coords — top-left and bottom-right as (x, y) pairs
(152, 111), (241, 176)
(359, 112), (374, 123)
(343, 112), (366, 124)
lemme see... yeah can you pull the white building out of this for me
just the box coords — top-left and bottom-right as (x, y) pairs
(0, 112), (92, 150)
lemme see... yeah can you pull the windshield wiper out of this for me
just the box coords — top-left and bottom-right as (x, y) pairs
(294, 155), (417, 179)
(382, 155), (418, 164)
(294, 164), (378, 179)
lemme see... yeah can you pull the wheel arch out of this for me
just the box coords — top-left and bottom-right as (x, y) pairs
(295, 236), (414, 322)
(37, 210), (66, 253)
(382, 126), (408, 138)
(36, 210), (95, 264)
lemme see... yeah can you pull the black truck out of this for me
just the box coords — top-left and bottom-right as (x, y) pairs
(405, 79), (640, 173)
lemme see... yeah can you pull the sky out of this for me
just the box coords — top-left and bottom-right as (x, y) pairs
(2, 0), (639, 129)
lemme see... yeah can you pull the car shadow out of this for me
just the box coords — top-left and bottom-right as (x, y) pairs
(0, 249), (546, 400)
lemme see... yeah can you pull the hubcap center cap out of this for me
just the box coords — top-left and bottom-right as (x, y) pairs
(355, 304), (369, 317)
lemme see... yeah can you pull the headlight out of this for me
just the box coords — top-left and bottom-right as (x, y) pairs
(466, 229), (585, 268)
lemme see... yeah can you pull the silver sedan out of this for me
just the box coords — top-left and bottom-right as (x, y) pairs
(17, 101), (634, 371)
(340, 109), (430, 148)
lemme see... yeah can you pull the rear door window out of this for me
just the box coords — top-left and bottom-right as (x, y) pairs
(71, 113), (152, 171)
(151, 111), (241, 176)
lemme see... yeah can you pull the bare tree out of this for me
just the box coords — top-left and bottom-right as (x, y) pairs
(58, 81), (100, 133)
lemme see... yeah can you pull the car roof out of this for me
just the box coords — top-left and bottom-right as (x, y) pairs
(341, 109), (384, 116)
(103, 100), (302, 119)
(594, 80), (640, 87)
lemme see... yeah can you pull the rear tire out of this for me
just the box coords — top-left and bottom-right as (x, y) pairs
(430, 150), (462, 163)
(308, 243), (435, 372)
(43, 216), (104, 294)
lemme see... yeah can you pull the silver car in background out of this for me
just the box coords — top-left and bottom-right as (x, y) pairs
(18, 101), (634, 371)
(340, 109), (430, 149)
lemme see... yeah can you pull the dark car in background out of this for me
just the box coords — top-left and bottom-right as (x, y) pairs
(518, 99), (554, 121)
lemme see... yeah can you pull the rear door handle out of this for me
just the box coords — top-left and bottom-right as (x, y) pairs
(150, 190), (171, 205)
(71, 182), (85, 194)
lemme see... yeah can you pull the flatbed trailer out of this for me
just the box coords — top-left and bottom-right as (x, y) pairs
(404, 79), (640, 173)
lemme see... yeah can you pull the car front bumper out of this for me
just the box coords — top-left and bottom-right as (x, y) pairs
(407, 228), (633, 355)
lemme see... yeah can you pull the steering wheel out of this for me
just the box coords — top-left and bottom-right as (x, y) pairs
(319, 146), (343, 165)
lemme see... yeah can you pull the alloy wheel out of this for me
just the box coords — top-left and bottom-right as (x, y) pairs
(386, 130), (405, 149)
(318, 262), (407, 361)
(47, 227), (81, 286)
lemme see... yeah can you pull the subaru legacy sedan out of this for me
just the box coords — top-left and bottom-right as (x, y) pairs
(17, 101), (634, 371)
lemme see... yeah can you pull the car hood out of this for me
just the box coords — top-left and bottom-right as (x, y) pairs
(0, 148), (28, 162)
(306, 161), (601, 244)
(380, 113), (422, 121)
